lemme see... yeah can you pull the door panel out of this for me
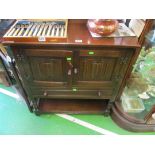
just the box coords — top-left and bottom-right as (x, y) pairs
(14, 48), (73, 88)
(78, 57), (116, 81)
(29, 57), (64, 81)
(74, 49), (133, 93)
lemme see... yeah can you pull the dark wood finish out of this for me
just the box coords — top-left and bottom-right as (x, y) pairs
(74, 49), (133, 100)
(10, 47), (134, 102)
(3, 20), (140, 48)
(2, 19), (140, 117)
(0, 70), (10, 86)
(31, 89), (113, 99)
(144, 105), (155, 122)
(111, 105), (155, 132)
(9, 58), (33, 112)
(38, 99), (108, 114)
(13, 48), (72, 88)
(0, 52), (12, 86)
(115, 101), (146, 123)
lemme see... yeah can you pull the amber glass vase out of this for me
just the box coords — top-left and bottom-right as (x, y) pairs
(87, 19), (118, 36)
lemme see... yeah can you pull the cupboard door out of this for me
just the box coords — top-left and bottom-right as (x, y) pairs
(74, 49), (133, 92)
(14, 48), (73, 88)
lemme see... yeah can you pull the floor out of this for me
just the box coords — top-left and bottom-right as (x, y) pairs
(0, 84), (155, 135)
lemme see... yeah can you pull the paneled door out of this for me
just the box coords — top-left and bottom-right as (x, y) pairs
(14, 48), (73, 88)
(73, 49), (133, 98)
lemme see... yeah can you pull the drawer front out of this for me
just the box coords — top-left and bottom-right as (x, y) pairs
(31, 88), (113, 99)
(79, 49), (130, 57)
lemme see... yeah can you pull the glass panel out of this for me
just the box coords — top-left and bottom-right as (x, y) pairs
(121, 45), (155, 124)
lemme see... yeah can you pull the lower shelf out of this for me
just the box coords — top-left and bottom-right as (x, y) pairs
(37, 99), (108, 114)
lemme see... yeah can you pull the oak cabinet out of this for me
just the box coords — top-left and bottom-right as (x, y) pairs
(3, 19), (155, 132)
(3, 20), (139, 115)
(7, 45), (134, 115)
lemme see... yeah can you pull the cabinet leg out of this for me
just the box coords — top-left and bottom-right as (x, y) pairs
(104, 101), (114, 116)
(34, 109), (40, 116)
(31, 99), (40, 116)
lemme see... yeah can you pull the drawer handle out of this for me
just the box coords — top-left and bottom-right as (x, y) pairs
(98, 91), (102, 97)
(43, 91), (48, 96)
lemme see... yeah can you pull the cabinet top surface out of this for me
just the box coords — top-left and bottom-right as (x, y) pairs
(3, 20), (140, 48)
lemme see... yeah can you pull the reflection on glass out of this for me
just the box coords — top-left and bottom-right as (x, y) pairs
(121, 46), (155, 124)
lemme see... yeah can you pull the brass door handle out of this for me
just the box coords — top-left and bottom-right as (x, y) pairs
(67, 61), (73, 76)
(74, 68), (78, 74)
(68, 69), (72, 75)
(68, 61), (73, 68)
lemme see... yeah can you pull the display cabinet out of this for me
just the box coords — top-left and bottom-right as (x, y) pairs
(112, 20), (155, 132)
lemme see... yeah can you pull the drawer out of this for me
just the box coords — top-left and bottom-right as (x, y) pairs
(79, 49), (130, 57)
(31, 88), (113, 99)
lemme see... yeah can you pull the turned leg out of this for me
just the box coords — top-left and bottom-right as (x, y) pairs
(31, 98), (40, 116)
(104, 100), (114, 116)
